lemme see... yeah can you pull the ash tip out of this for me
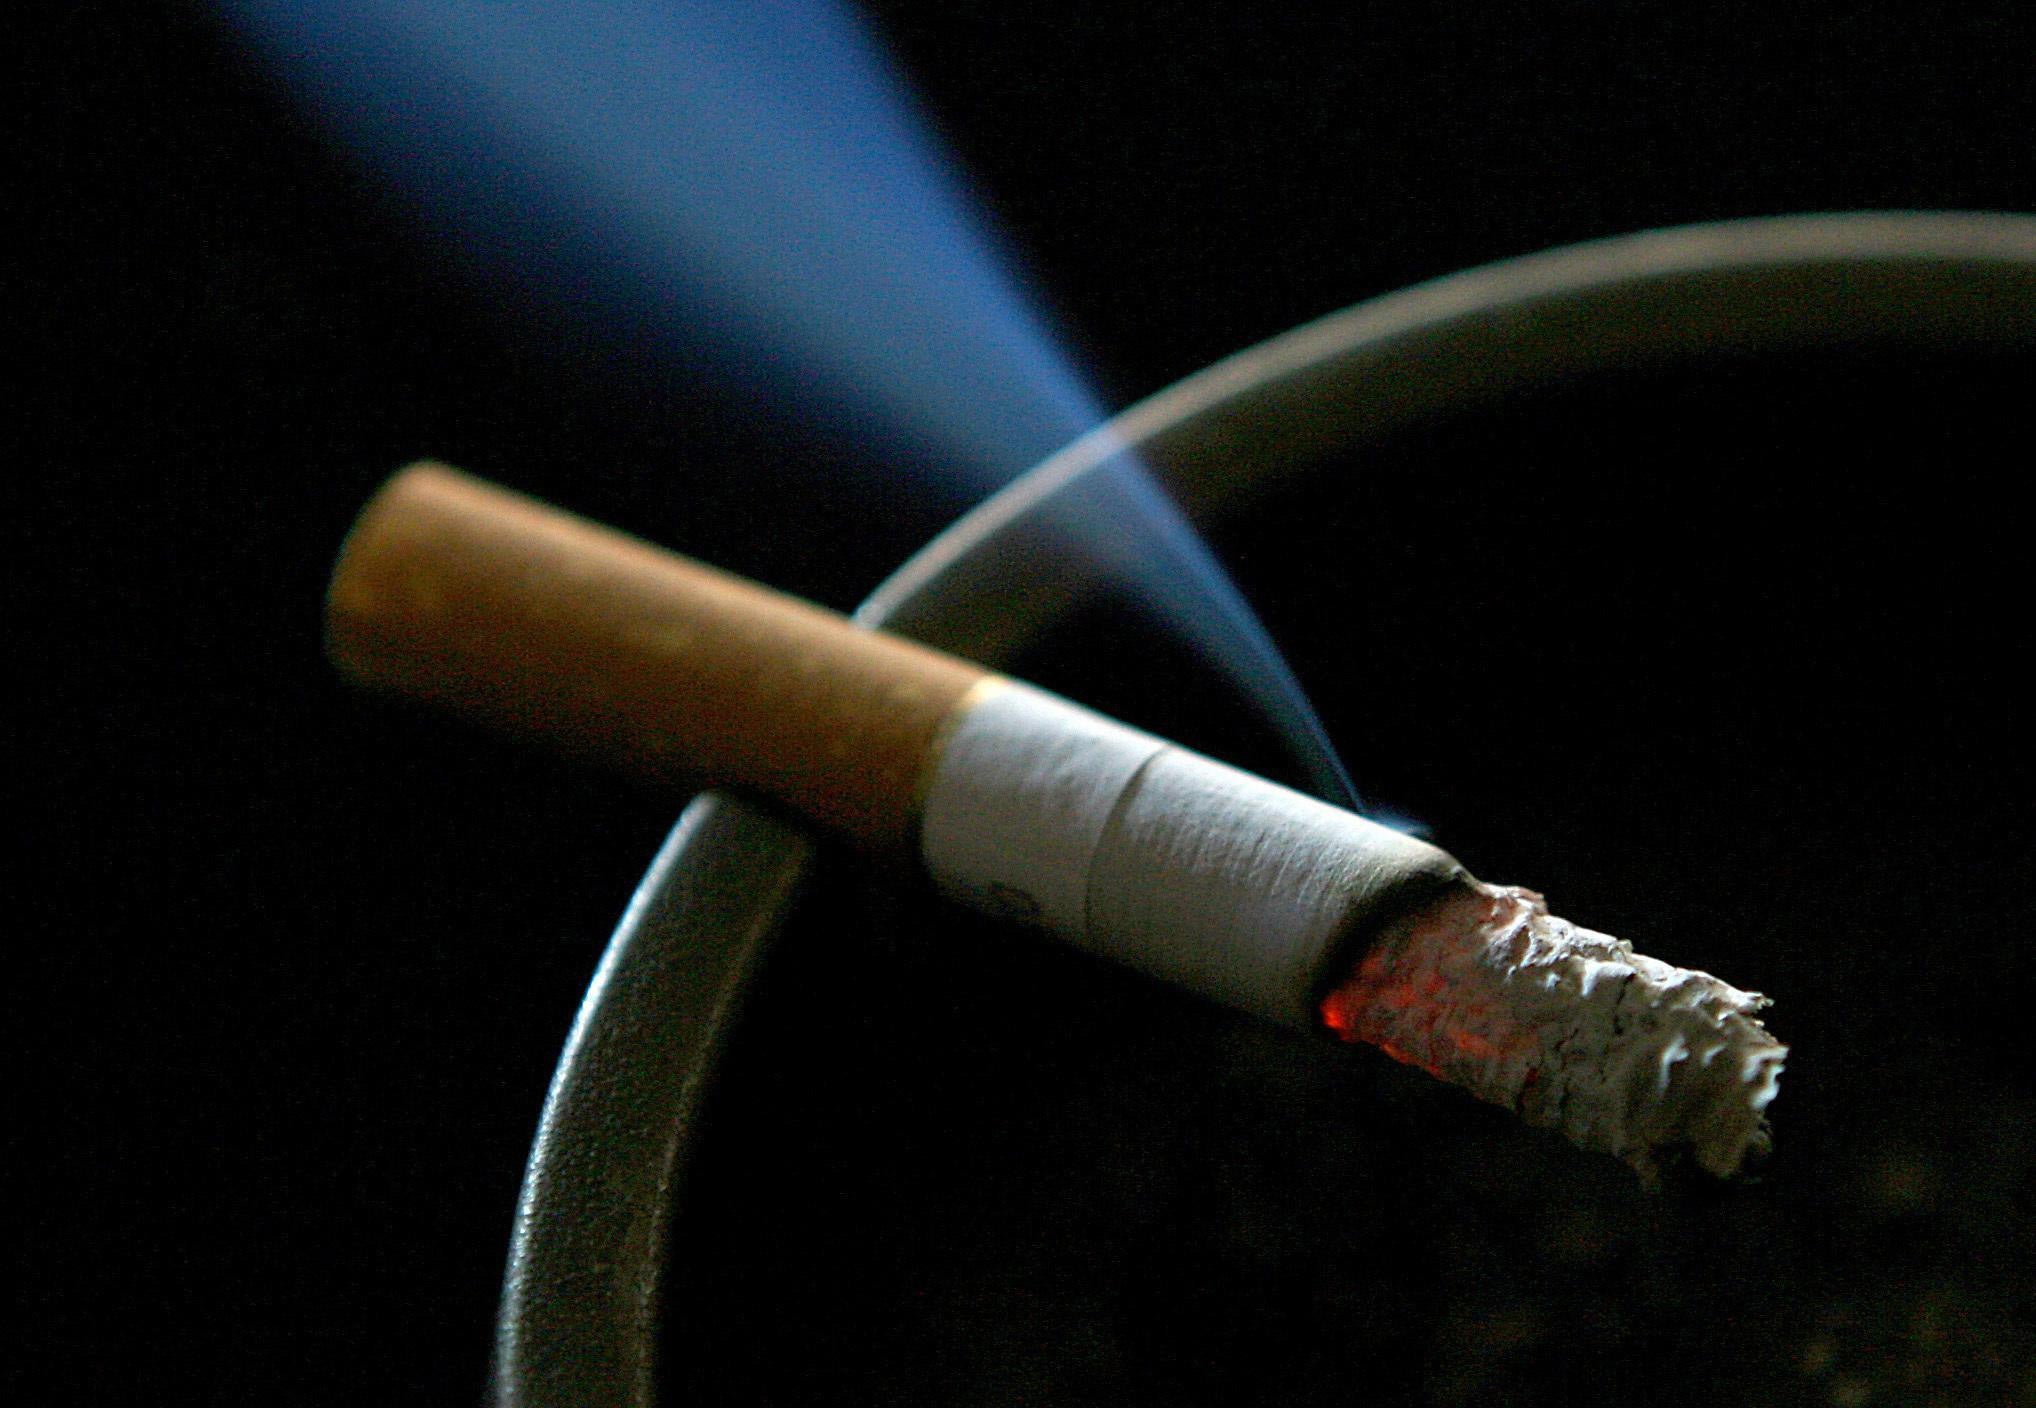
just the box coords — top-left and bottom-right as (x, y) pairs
(1637, 1007), (1788, 1186)
(1321, 880), (1788, 1187)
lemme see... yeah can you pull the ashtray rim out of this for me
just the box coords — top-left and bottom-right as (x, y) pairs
(492, 210), (2036, 1407)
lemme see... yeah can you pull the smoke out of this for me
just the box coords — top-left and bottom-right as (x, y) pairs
(217, 0), (1361, 805)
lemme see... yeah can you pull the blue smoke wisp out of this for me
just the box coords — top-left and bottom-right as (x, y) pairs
(217, 0), (1365, 807)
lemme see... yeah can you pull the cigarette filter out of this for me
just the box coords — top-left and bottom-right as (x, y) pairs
(329, 462), (1784, 1181)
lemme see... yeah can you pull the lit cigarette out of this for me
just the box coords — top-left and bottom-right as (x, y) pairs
(328, 462), (1785, 1183)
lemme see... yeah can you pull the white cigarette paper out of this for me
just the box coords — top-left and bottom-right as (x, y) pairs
(920, 679), (1460, 1027)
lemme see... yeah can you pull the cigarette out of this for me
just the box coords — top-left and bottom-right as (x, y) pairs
(328, 462), (1785, 1182)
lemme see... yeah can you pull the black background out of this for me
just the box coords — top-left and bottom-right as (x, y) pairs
(19, 3), (2036, 1402)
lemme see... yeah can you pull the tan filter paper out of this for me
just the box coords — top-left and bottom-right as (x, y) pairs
(327, 462), (986, 856)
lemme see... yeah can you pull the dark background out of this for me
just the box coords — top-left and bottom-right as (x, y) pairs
(19, 3), (2036, 1402)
